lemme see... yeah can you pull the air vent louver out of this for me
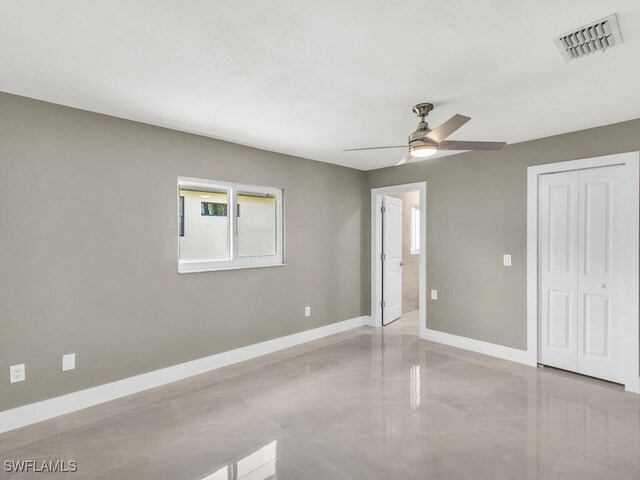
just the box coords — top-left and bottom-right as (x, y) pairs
(554, 14), (622, 61)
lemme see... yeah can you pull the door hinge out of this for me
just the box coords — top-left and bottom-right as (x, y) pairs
(381, 206), (386, 214)
(380, 301), (385, 308)
(380, 253), (385, 261)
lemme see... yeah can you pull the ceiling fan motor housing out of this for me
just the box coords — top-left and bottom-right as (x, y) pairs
(409, 124), (436, 146)
(409, 103), (437, 147)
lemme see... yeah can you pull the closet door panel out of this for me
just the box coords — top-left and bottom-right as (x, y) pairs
(539, 171), (579, 371)
(577, 166), (624, 383)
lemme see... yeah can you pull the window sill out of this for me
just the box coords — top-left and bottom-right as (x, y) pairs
(178, 262), (286, 274)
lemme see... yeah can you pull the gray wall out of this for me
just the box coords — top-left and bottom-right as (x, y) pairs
(366, 118), (640, 350)
(0, 92), (367, 411)
(2, 89), (639, 413)
(390, 192), (420, 313)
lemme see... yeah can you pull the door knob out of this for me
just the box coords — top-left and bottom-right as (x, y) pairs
(400, 262), (404, 266)
(599, 283), (607, 288)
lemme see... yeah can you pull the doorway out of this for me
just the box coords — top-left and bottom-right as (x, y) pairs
(527, 152), (640, 391)
(371, 182), (427, 339)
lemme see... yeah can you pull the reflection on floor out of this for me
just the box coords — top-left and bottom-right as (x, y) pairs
(1, 311), (640, 479)
(383, 309), (419, 334)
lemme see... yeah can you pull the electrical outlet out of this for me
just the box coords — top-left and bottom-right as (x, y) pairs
(10, 364), (25, 384)
(62, 353), (76, 372)
(305, 306), (311, 317)
(503, 254), (512, 267)
(431, 290), (438, 300)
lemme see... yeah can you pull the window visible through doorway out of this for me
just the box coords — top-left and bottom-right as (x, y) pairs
(177, 177), (283, 272)
(410, 204), (420, 255)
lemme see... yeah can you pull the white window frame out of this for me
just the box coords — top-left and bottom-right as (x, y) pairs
(177, 176), (284, 273)
(410, 204), (420, 255)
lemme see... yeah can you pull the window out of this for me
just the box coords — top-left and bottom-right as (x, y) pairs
(410, 204), (420, 255)
(177, 177), (283, 272)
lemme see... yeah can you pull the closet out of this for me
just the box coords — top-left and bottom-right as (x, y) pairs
(538, 165), (624, 383)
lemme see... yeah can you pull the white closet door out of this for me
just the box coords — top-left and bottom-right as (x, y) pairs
(577, 166), (624, 383)
(539, 171), (579, 371)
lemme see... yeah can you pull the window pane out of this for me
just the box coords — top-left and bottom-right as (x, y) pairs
(411, 205), (420, 254)
(179, 188), (229, 261)
(237, 192), (277, 258)
(179, 196), (185, 237)
(201, 202), (227, 216)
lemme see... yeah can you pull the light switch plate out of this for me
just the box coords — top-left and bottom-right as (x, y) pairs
(10, 364), (25, 383)
(431, 290), (438, 300)
(305, 306), (311, 317)
(62, 353), (76, 372)
(503, 254), (512, 267)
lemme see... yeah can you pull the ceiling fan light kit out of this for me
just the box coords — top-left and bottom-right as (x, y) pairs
(343, 102), (506, 167)
(410, 144), (438, 158)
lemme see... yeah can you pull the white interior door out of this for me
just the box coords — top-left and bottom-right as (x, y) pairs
(383, 196), (403, 325)
(577, 165), (624, 383)
(539, 171), (579, 372)
(539, 166), (624, 383)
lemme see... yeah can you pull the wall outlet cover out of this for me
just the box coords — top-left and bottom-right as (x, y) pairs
(503, 254), (512, 267)
(62, 353), (76, 372)
(304, 306), (311, 317)
(431, 290), (438, 300)
(10, 364), (25, 383)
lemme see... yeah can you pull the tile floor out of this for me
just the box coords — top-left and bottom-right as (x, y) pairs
(1, 311), (640, 479)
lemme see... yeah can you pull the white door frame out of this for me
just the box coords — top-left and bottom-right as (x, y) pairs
(527, 152), (640, 392)
(371, 182), (427, 339)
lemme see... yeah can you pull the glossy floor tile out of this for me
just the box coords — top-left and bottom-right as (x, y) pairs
(2, 311), (640, 479)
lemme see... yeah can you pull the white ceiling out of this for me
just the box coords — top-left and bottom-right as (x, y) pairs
(1, 1), (639, 170)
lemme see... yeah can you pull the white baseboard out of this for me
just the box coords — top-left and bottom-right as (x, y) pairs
(426, 329), (640, 392)
(0, 315), (370, 434)
(625, 377), (640, 394)
(363, 316), (376, 327)
(424, 328), (534, 366)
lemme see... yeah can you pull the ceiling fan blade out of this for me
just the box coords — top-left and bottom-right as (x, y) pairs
(396, 154), (410, 166)
(343, 145), (406, 152)
(424, 114), (471, 143)
(438, 140), (506, 151)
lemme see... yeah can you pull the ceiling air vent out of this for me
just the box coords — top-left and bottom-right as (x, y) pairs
(554, 14), (623, 61)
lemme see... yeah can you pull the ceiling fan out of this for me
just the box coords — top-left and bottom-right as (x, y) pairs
(343, 103), (506, 166)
